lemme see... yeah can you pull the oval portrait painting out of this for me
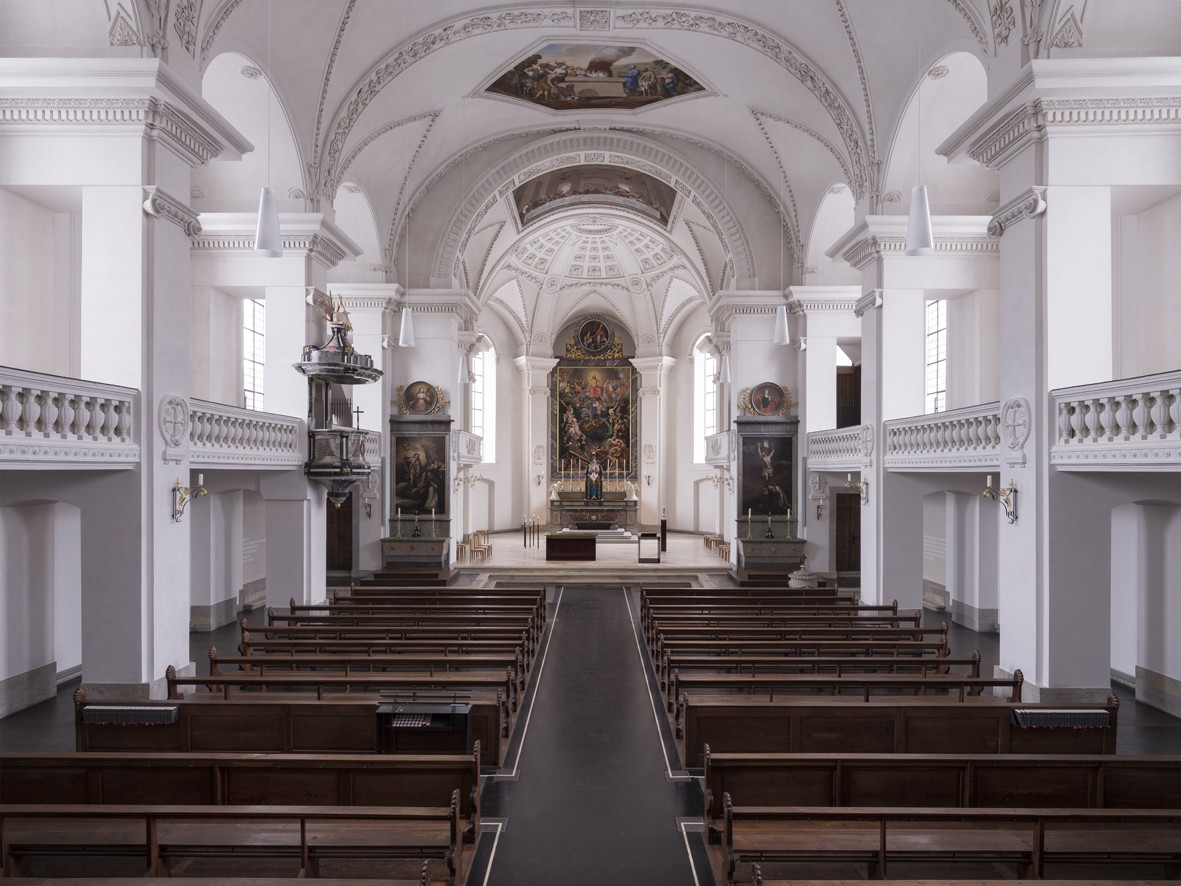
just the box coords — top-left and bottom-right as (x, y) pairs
(577, 319), (611, 354)
(403, 381), (438, 415)
(751, 382), (786, 416)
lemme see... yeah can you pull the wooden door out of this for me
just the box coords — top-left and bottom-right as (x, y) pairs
(325, 494), (354, 571)
(834, 492), (861, 572)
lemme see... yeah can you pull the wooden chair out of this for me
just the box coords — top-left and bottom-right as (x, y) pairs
(455, 536), (470, 562)
(471, 531), (492, 562)
(717, 541), (731, 560)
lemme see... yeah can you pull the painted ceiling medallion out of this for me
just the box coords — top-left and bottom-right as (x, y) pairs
(514, 164), (677, 228)
(485, 43), (704, 111)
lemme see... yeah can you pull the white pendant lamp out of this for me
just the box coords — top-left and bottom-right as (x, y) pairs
(905, 184), (935, 256)
(772, 304), (790, 345)
(398, 307), (416, 348)
(457, 353), (469, 385)
(254, 186), (282, 256)
(254, 0), (281, 257)
(718, 353), (731, 384)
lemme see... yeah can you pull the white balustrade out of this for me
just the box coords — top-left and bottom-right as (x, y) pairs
(0, 367), (140, 467)
(806, 426), (864, 471)
(884, 402), (1001, 471)
(189, 399), (304, 468)
(454, 428), (484, 466)
(1052, 370), (1181, 470)
(359, 429), (382, 466)
(704, 429), (732, 466)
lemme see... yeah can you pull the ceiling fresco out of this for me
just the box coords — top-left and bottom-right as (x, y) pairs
(512, 164), (679, 228)
(485, 43), (704, 111)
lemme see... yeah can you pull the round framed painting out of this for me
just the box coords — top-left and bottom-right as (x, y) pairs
(577, 319), (612, 354)
(750, 381), (786, 416)
(403, 381), (438, 415)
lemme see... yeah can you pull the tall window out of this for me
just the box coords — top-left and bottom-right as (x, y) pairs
(470, 343), (496, 462)
(693, 338), (718, 463)
(925, 299), (947, 414)
(243, 298), (265, 411)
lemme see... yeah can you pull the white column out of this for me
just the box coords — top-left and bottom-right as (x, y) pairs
(631, 356), (677, 526)
(514, 356), (559, 520)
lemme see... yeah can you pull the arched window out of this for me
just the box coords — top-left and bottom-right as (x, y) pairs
(693, 336), (718, 463)
(470, 339), (496, 462)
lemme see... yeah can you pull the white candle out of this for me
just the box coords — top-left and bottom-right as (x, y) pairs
(747, 508), (752, 519)
(397, 507), (401, 518)
(787, 507), (792, 519)
(431, 508), (435, 519)
(847, 473), (852, 482)
(197, 474), (203, 486)
(986, 475), (993, 488)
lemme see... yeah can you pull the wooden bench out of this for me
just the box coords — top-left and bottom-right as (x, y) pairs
(1, 745), (483, 843)
(0, 798), (464, 882)
(74, 689), (508, 768)
(701, 747), (1181, 841)
(213, 645), (527, 692)
(641, 600), (903, 633)
(240, 629), (536, 671)
(719, 796), (1181, 884)
(661, 651), (981, 710)
(679, 694), (1120, 768)
(250, 620), (538, 663)
(264, 609), (541, 650)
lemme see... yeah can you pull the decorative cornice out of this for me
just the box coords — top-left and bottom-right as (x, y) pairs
(142, 185), (202, 236)
(834, 220), (998, 270)
(785, 290), (862, 315)
(968, 97), (1181, 169)
(987, 186), (1046, 237)
(0, 97), (224, 165)
(854, 290), (883, 318)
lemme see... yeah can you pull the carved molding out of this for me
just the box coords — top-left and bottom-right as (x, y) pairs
(578, 9), (612, 30)
(786, 293), (861, 314)
(1001, 396), (1031, 466)
(808, 472), (828, 501)
(0, 98), (224, 165)
(841, 232), (998, 270)
(854, 290), (883, 318)
(990, 0), (1017, 48)
(968, 98), (1181, 170)
(142, 186), (202, 237)
(158, 394), (189, 464)
(1050, 7), (1084, 49)
(172, 0), (199, 57)
(946, 0), (991, 54)
(987, 186), (1047, 237)
(200, 0), (246, 58)
(108, 8), (142, 46)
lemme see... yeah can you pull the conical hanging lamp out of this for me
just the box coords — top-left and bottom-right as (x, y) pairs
(718, 353), (731, 384)
(905, 185), (935, 256)
(398, 307), (416, 348)
(254, 0), (281, 256)
(457, 353), (469, 385)
(772, 304), (790, 345)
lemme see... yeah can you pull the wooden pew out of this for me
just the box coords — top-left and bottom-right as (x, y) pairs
(251, 620), (538, 663)
(646, 612), (923, 649)
(661, 651), (982, 710)
(1, 746), (482, 843)
(265, 609), (541, 651)
(0, 797), (464, 882)
(167, 667), (518, 716)
(719, 795), (1181, 884)
(73, 688), (509, 768)
(672, 672), (1023, 732)
(700, 747), (1181, 841)
(240, 628), (536, 671)
(328, 587), (546, 620)
(213, 645), (527, 692)
(679, 694), (1120, 768)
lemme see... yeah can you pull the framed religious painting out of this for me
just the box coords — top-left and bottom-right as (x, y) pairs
(577, 319), (612, 355)
(738, 433), (794, 516)
(393, 434), (448, 516)
(750, 382), (786, 416)
(397, 381), (444, 415)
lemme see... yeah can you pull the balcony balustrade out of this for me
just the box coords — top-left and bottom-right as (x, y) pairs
(0, 367), (139, 468)
(189, 399), (304, 469)
(883, 403), (1001, 471)
(806, 426), (865, 472)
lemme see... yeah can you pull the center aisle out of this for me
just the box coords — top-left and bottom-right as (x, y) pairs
(475, 586), (705, 885)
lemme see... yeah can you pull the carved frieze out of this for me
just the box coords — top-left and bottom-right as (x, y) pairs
(142, 186), (202, 237)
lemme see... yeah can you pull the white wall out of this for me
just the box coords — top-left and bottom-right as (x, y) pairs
(946, 289), (1000, 409)
(242, 490), (266, 586)
(1116, 192), (1181, 379)
(190, 286), (242, 404)
(922, 492), (947, 588)
(0, 188), (77, 376)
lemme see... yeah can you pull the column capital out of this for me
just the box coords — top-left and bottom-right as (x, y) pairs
(331, 283), (404, 314)
(401, 289), (481, 330)
(854, 290), (884, 318)
(785, 286), (862, 315)
(707, 291), (788, 330)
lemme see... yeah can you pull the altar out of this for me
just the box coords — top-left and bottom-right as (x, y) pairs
(547, 491), (637, 531)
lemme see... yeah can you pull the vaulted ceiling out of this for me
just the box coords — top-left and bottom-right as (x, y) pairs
(6, 0), (1180, 349)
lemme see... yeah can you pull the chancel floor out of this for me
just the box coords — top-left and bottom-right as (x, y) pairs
(2, 536), (1179, 883)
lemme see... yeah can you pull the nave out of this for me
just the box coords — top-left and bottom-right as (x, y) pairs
(2, 565), (1179, 884)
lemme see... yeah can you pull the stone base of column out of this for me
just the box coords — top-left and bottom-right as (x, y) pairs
(993, 665), (1111, 704)
(0, 662), (57, 718)
(82, 661), (197, 701)
(950, 600), (999, 634)
(1137, 666), (1181, 718)
(189, 597), (239, 632)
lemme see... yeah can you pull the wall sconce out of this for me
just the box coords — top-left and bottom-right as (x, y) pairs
(707, 469), (733, 490)
(363, 499), (373, 519)
(816, 500), (824, 521)
(983, 475), (1018, 523)
(172, 474), (207, 522)
(455, 472), (484, 491)
(644, 473), (652, 486)
(535, 474), (544, 486)
(844, 473), (869, 505)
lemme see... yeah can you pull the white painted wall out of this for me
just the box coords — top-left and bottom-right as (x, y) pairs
(1116, 191), (1181, 379)
(242, 490), (266, 586)
(922, 492), (947, 587)
(1109, 502), (1141, 680)
(946, 289), (1000, 409)
(0, 188), (77, 375)
(190, 286), (242, 405)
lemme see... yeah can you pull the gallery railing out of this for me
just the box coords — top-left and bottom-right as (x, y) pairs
(805, 426), (864, 471)
(0, 366), (140, 468)
(189, 399), (304, 468)
(1051, 369), (1181, 469)
(883, 402), (1002, 471)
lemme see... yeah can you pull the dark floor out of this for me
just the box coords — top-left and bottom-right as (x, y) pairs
(1, 593), (1178, 884)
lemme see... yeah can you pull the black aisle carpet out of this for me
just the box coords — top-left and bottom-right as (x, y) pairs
(476, 586), (704, 886)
